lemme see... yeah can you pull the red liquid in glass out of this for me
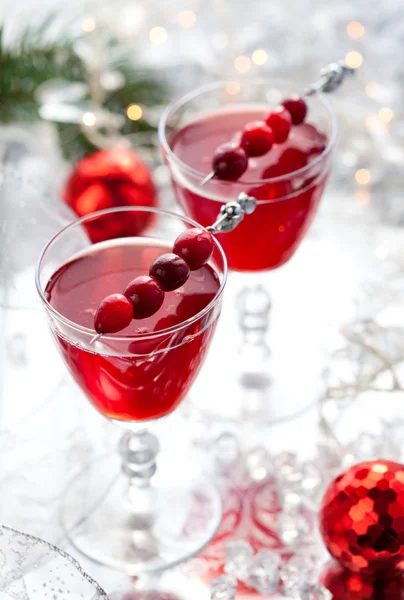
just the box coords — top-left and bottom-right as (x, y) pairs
(169, 108), (330, 271)
(45, 240), (220, 422)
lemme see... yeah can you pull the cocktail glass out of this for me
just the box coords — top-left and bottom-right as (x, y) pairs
(159, 78), (337, 422)
(35, 206), (227, 574)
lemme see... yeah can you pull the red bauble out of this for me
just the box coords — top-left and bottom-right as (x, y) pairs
(322, 562), (404, 600)
(64, 146), (158, 243)
(320, 460), (404, 577)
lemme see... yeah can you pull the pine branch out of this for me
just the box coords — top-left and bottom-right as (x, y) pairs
(0, 24), (85, 123)
(0, 21), (167, 161)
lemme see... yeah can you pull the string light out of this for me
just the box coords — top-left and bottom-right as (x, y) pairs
(82, 17), (96, 33)
(149, 26), (167, 44)
(366, 82), (380, 98)
(355, 189), (370, 205)
(234, 55), (251, 73)
(345, 51), (363, 69)
(252, 49), (268, 65)
(347, 21), (365, 39)
(176, 10), (196, 29)
(225, 82), (241, 96)
(355, 168), (371, 185)
(342, 151), (357, 167)
(379, 107), (394, 123)
(126, 104), (143, 121)
(82, 112), (96, 127)
(365, 115), (383, 131)
(344, 453), (355, 465)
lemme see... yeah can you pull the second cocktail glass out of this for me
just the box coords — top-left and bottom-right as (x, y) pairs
(159, 78), (337, 422)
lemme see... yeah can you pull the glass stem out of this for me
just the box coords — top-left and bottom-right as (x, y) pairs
(236, 283), (272, 417)
(119, 429), (159, 527)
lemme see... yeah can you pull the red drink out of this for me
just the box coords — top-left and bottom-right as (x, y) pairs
(45, 239), (220, 422)
(168, 107), (330, 271)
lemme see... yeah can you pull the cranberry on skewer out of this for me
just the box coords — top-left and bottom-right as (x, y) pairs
(282, 95), (308, 125)
(199, 60), (356, 185)
(265, 106), (292, 144)
(124, 276), (165, 319)
(240, 121), (274, 157)
(92, 227), (216, 339)
(94, 293), (133, 335)
(205, 143), (248, 184)
(149, 253), (190, 292)
(173, 227), (214, 271)
(201, 95), (308, 185)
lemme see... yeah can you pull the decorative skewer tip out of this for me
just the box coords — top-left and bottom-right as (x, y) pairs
(201, 171), (215, 186)
(90, 333), (102, 344)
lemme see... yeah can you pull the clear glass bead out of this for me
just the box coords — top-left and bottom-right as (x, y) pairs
(273, 452), (302, 487)
(247, 549), (281, 595)
(281, 553), (319, 597)
(300, 461), (323, 498)
(245, 446), (271, 481)
(299, 583), (333, 600)
(214, 432), (241, 467)
(211, 575), (237, 600)
(224, 540), (254, 582)
(278, 510), (311, 545)
(349, 432), (381, 461)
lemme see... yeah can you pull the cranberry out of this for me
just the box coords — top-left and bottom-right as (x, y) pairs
(175, 292), (217, 322)
(282, 95), (307, 125)
(279, 147), (308, 171)
(295, 123), (327, 157)
(124, 275), (164, 319)
(265, 106), (292, 144)
(212, 143), (248, 181)
(173, 227), (214, 271)
(149, 253), (190, 292)
(240, 121), (274, 157)
(153, 314), (179, 332)
(94, 293), (133, 334)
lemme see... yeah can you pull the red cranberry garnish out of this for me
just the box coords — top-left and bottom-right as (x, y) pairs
(279, 147), (308, 171)
(94, 293), (133, 334)
(265, 106), (292, 144)
(240, 121), (274, 157)
(153, 314), (180, 332)
(173, 227), (214, 271)
(212, 143), (248, 181)
(282, 95), (307, 125)
(124, 275), (165, 319)
(294, 122), (327, 157)
(149, 253), (190, 292)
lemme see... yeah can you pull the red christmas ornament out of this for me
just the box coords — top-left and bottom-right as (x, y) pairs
(322, 562), (404, 600)
(64, 146), (158, 243)
(320, 460), (404, 578)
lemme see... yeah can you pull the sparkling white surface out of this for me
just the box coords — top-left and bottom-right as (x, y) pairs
(2, 1), (404, 590)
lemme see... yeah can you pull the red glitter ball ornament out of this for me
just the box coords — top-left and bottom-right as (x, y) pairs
(320, 460), (404, 577)
(64, 146), (158, 243)
(322, 562), (404, 600)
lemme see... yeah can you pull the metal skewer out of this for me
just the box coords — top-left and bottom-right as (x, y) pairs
(89, 192), (258, 345)
(90, 61), (356, 344)
(201, 171), (216, 186)
(200, 59), (355, 186)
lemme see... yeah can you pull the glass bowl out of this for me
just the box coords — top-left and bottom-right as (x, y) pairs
(0, 524), (108, 599)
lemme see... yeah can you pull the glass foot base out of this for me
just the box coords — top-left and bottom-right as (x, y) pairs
(190, 320), (323, 425)
(109, 570), (209, 600)
(189, 274), (325, 425)
(61, 453), (222, 575)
